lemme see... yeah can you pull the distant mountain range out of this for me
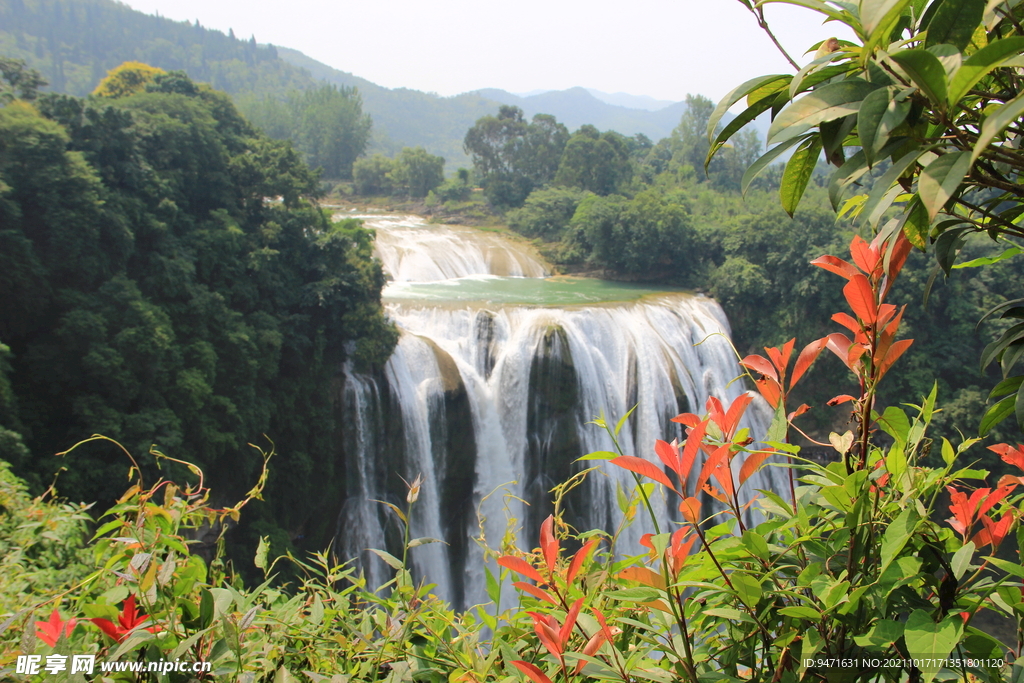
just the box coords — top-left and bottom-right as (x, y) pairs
(1, 0), (766, 169)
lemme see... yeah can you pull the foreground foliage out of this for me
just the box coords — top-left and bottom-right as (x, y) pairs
(711, 0), (1024, 436)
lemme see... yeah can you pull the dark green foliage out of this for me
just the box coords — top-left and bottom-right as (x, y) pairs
(353, 154), (395, 195)
(390, 146), (444, 198)
(463, 105), (568, 208)
(0, 72), (395, 552)
(554, 125), (632, 195)
(506, 187), (590, 241)
(352, 147), (446, 198)
(564, 190), (696, 276)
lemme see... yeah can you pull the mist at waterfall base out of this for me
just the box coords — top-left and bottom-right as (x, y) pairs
(334, 214), (786, 609)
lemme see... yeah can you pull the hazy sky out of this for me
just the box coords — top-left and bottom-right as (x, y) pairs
(120, 0), (850, 104)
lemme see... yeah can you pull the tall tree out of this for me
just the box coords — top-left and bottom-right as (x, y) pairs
(464, 106), (568, 208)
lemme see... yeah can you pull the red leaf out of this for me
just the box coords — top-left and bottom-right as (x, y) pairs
(843, 274), (878, 324)
(787, 404), (811, 421)
(827, 394), (856, 406)
(611, 455), (676, 491)
(977, 484), (1015, 518)
(530, 615), (564, 659)
(754, 377), (782, 408)
(780, 338), (796, 371)
(513, 582), (558, 605)
(876, 338), (913, 379)
(679, 420), (707, 486)
(512, 660), (555, 683)
(740, 354), (778, 382)
(886, 230), (913, 281)
(36, 610), (76, 648)
(831, 312), (862, 335)
(669, 529), (697, 575)
(989, 443), (1024, 472)
(619, 566), (667, 590)
(567, 539), (598, 584)
(980, 511), (1015, 549)
(671, 412), (702, 427)
(947, 487), (973, 538)
(722, 393), (753, 438)
(706, 396), (725, 430)
(824, 333), (852, 364)
(498, 556), (545, 584)
(559, 598), (584, 644)
(539, 515), (558, 576)
(739, 449), (773, 486)
(679, 496), (702, 524)
(593, 608), (615, 642)
(850, 234), (880, 276)
(811, 254), (859, 280)
(576, 630), (609, 673)
(654, 439), (681, 478)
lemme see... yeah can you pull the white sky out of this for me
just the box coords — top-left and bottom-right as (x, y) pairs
(120, 0), (851, 103)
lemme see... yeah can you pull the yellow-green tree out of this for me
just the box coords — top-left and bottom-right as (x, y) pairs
(92, 61), (165, 98)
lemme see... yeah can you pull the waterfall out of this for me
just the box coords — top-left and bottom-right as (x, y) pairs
(335, 213), (785, 609)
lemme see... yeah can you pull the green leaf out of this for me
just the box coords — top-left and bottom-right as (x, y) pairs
(484, 565), (500, 605)
(861, 147), (930, 227)
(254, 536), (269, 570)
(853, 619), (903, 649)
(369, 548), (404, 570)
(953, 246), (1022, 268)
(741, 134), (810, 195)
(859, 87), (907, 166)
(934, 225), (969, 274)
(706, 96), (778, 172)
(971, 90), (1024, 165)
(890, 50), (949, 105)
(577, 450), (619, 461)
(758, 0), (851, 24)
(948, 37), (1024, 106)
(951, 541), (974, 580)
(880, 507), (918, 574)
(990, 375), (1024, 399)
(918, 151), (971, 219)
(898, 195), (929, 249)
(903, 610), (962, 683)
(780, 136), (823, 216)
(768, 80), (878, 145)
(779, 605), (823, 620)
(925, 0), (986, 51)
(605, 587), (662, 602)
(407, 537), (443, 548)
(980, 321), (1024, 370)
(615, 405), (637, 436)
(862, 0), (914, 38)
(980, 394), (1015, 436)
(200, 588), (215, 630)
(862, 0), (916, 56)
(731, 573), (763, 607)
(741, 530), (770, 560)
(707, 73), (791, 142)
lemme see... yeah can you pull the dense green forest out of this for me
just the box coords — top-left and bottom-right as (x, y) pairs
(0, 63), (396, 558)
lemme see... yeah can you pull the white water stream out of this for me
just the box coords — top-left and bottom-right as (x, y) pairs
(334, 213), (783, 608)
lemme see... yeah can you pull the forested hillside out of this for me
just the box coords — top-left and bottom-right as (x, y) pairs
(0, 64), (396, 555)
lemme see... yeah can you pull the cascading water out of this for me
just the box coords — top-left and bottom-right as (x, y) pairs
(335, 212), (786, 609)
